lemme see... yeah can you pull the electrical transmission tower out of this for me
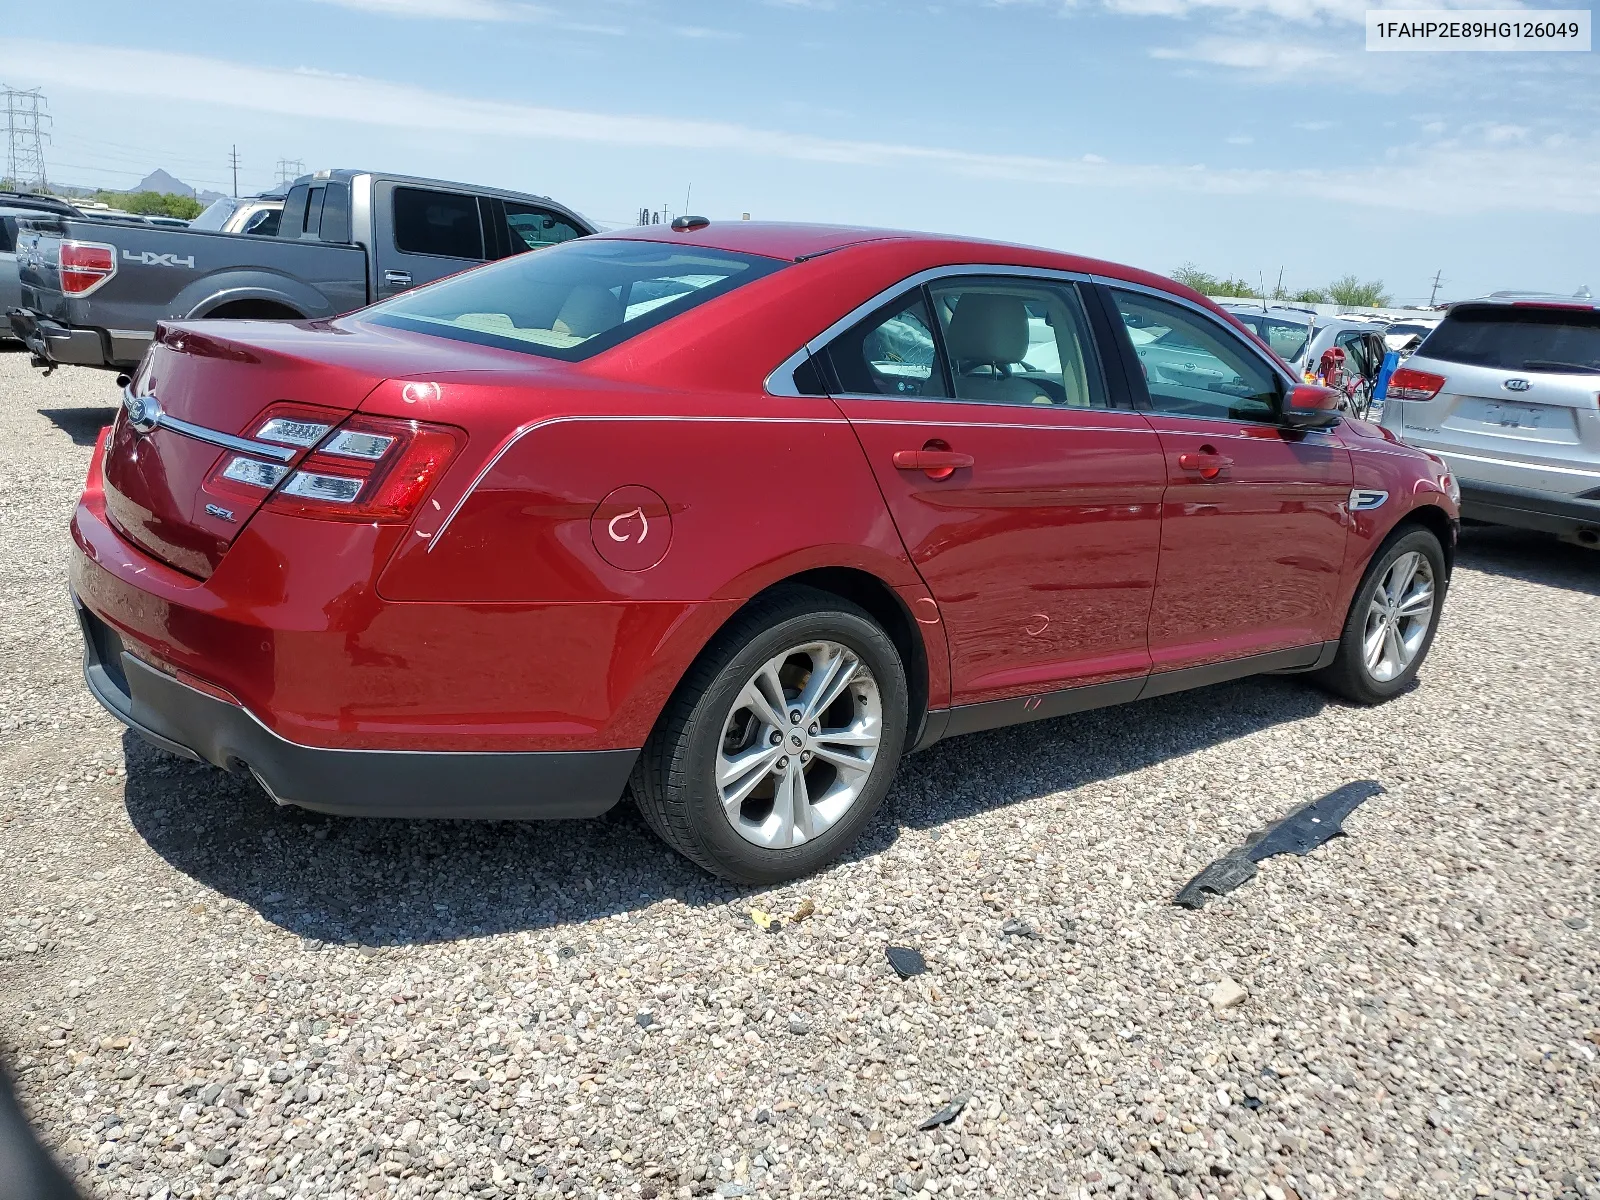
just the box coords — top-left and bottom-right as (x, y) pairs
(2, 86), (51, 192)
(275, 158), (305, 188)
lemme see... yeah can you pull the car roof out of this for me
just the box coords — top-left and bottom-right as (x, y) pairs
(1448, 291), (1599, 314)
(586, 220), (1208, 298)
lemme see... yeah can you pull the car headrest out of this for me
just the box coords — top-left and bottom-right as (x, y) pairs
(944, 293), (1029, 365)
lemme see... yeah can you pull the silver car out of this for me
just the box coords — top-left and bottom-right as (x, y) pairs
(1380, 293), (1600, 548)
(1, 194), (84, 341)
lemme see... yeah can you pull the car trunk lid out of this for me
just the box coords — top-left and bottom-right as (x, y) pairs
(102, 319), (503, 578)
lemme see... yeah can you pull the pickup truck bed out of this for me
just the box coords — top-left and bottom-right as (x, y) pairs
(10, 217), (366, 370)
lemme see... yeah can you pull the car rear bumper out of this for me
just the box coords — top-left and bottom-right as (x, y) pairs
(76, 596), (637, 819)
(1458, 479), (1600, 537)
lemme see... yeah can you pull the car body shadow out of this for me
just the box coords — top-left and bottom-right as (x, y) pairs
(120, 671), (1329, 948)
(1455, 526), (1598, 596)
(38, 407), (117, 447)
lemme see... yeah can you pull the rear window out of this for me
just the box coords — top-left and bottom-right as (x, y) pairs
(1421, 305), (1600, 374)
(364, 237), (785, 362)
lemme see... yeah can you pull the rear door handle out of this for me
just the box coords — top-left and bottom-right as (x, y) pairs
(893, 449), (974, 480)
(1178, 451), (1233, 480)
(384, 270), (413, 287)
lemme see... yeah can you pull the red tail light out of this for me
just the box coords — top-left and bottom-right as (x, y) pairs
(60, 240), (117, 296)
(1386, 366), (1445, 401)
(264, 414), (462, 521)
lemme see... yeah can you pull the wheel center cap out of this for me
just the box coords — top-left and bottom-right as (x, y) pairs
(790, 733), (805, 749)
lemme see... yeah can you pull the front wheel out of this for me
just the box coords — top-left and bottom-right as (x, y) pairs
(631, 587), (909, 884)
(1315, 525), (1448, 704)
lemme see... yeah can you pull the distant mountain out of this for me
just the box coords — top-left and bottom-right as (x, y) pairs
(137, 168), (193, 197)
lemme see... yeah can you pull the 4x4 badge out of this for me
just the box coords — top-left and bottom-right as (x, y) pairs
(1504, 378), (1532, 392)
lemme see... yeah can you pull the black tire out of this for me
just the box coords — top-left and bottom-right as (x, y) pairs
(1314, 525), (1448, 705)
(631, 585), (909, 884)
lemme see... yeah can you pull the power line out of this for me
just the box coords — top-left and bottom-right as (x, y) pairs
(275, 158), (305, 187)
(2, 85), (51, 191)
(1428, 269), (1445, 307)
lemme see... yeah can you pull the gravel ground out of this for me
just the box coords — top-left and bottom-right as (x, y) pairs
(2, 345), (1598, 1200)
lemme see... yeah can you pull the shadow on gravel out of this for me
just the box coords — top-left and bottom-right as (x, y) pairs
(119, 672), (1326, 948)
(37, 407), (117, 447)
(1456, 526), (1599, 596)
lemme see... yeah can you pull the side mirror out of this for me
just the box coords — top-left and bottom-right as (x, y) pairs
(1282, 382), (1341, 429)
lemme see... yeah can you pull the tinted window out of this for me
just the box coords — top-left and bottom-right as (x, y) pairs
(243, 209), (281, 237)
(1420, 305), (1600, 373)
(393, 187), (484, 260)
(503, 202), (585, 253)
(823, 291), (948, 398)
(277, 185), (309, 240)
(929, 278), (1105, 408)
(366, 238), (783, 362)
(1113, 290), (1279, 422)
(319, 183), (350, 243)
(302, 186), (325, 238)
(0, 216), (14, 253)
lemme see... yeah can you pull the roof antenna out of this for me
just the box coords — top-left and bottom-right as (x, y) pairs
(685, 183), (692, 214)
(1259, 272), (1267, 313)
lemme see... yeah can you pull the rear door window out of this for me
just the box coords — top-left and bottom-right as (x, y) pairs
(822, 290), (949, 398)
(319, 183), (351, 243)
(393, 187), (484, 260)
(502, 202), (586, 253)
(1420, 305), (1600, 374)
(927, 277), (1107, 408)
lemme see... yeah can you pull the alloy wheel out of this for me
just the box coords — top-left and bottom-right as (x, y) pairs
(1362, 550), (1436, 683)
(716, 641), (883, 849)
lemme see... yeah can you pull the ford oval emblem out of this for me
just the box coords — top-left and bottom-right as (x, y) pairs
(1504, 378), (1532, 392)
(124, 391), (162, 435)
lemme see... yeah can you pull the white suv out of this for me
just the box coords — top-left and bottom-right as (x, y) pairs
(1380, 293), (1600, 548)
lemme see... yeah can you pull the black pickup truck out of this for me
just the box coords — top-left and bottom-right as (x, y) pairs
(8, 169), (594, 372)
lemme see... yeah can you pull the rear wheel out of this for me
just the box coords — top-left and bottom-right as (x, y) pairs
(632, 587), (908, 884)
(1315, 526), (1447, 704)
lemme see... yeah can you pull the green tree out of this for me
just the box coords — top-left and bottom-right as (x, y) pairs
(92, 189), (203, 220)
(1325, 274), (1391, 307)
(1290, 287), (1330, 304)
(1170, 263), (1258, 298)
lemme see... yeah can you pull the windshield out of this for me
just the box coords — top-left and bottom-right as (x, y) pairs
(1422, 305), (1600, 374)
(189, 198), (237, 231)
(365, 238), (786, 361)
(1230, 312), (1311, 361)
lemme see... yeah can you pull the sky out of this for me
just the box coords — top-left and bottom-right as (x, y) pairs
(1, 0), (1596, 304)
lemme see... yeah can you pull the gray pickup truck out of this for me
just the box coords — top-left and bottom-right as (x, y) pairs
(8, 168), (594, 372)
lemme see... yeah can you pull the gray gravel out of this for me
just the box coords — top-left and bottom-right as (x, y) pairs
(2, 346), (1598, 1200)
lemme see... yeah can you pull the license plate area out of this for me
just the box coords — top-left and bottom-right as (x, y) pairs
(1447, 396), (1579, 445)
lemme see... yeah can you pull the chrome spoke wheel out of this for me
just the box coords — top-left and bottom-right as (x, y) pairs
(716, 640), (882, 850)
(1361, 550), (1436, 683)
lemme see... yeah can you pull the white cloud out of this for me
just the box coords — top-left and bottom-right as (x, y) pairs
(1150, 35), (1337, 74)
(304, 0), (549, 18)
(7, 40), (1599, 217)
(1022, 0), (1528, 23)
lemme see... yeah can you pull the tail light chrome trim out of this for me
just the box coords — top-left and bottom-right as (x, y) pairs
(121, 386), (297, 462)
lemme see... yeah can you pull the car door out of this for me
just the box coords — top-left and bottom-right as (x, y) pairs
(373, 182), (488, 299)
(820, 274), (1166, 722)
(1102, 285), (1353, 674)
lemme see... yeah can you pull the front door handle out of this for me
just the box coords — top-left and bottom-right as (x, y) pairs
(893, 447), (974, 481)
(1178, 450), (1234, 480)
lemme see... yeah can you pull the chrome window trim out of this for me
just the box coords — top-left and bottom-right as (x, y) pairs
(763, 263), (1097, 397)
(122, 386), (297, 463)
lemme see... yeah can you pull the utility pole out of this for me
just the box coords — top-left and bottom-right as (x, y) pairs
(229, 145), (240, 198)
(274, 158), (304, 188)
(1428, 269), (1444, 307)
(2, 86), (51, 192)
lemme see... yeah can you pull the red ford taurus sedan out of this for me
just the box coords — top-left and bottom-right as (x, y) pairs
(71, 221), (1459, 882)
